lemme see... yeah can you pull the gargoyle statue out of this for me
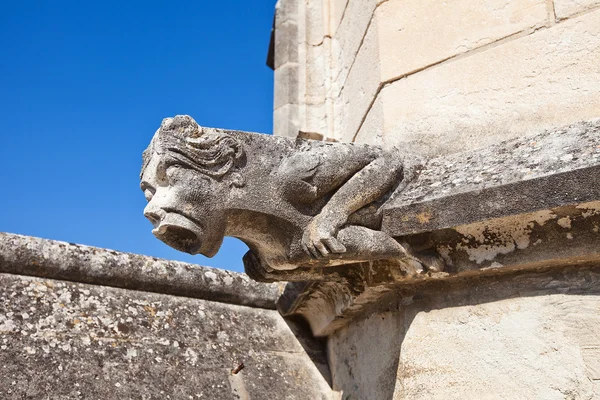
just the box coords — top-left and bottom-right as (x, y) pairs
(140, 115), (434, 281)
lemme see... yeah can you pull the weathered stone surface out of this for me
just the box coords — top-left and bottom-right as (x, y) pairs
(329, 0), (348, 36)
(336, 0), (549, 141)
(305, 0), (328, 46)
(554, 0), (600, 19)
(377, 0), (548, 82)
(328, 311), (403, 400)
(273, 0), (303, 139)
(273, 103), (299, 138)
(0, 232), (282, 310)
(302, 102), (329, 136)
(274, 63), (299, 110)
(356, 9), (600, 156)
(330, 0), (379, 95)
(141, 116), (430, 282)
(396, 269), (600, 398)
(0, 273), (331, 399)
(327, 267), (600, 399)
(383, 119), (600, 235)
(333, 16), (381, 143)
(305, 39), (328, 106)
(273, 18), (299, 70)
(275, 0), (299, 23)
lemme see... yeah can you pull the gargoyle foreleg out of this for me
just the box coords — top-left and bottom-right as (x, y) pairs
(302, 153), (404, 258)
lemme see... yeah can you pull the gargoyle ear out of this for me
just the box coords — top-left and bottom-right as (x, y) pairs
(229, 172), (245, 188)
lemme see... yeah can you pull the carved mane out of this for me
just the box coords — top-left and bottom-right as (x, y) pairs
(142, 115), (245, 181)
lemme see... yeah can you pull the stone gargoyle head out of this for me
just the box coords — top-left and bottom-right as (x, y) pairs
(141, 115), (429, 281)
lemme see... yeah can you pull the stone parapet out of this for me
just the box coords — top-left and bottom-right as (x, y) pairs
(0, 273), (331, 399)
(384, 119), (600, 236)
(0, 232), (283, 310)
(0, 233), (332, 399)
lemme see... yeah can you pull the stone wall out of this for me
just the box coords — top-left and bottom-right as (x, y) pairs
(328, 267), (600, 399)
(271, 2), (600, 398)
(273, 0), (600, 156)
(0, 233), (332, 399)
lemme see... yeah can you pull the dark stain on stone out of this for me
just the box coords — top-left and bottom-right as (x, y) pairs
(117, 322), (132, 335)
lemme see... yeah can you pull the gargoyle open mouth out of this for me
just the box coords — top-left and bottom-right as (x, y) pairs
(152, 213), (203, 255)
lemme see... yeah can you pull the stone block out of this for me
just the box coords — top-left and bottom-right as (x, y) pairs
(330, 0), (378, 94)
(326, 268), (600, 399)
(330, 0), (348, 36)
(273, 103), (299, 137)
(275, 0), (299, 23)
(334, 17), (381, 141)
(356, 9), (600, 156)
(274, 19), (299, 69)
(377, 0), (548, 82)
(328, 311), (403, 400)
(273, 63), (299, 109)
(305, 0), (327, 45)
(397, 285), (600, 398)
(350, 92), (384, 144)
(306, 40), (328, 105)
(554, 0), (600, 19)
(303, 102), (329, 135)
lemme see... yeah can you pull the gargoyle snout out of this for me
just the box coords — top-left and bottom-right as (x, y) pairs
(143, 203), (166, 227)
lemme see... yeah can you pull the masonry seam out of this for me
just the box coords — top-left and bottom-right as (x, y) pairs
(555, 2), (600, 22)
(350, 25), (551, 142)
(349, 5), (600, 141)
(335, 0), (390, 97)
(332, 0), (350, 35)
(547, 0), (557, 24)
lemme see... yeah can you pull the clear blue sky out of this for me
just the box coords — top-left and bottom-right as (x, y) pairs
(0, 1), (276, 272)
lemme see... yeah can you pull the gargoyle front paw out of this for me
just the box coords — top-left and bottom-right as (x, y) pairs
(301, 217), (347, 258)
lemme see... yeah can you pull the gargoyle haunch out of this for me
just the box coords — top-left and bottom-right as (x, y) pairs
(141, 115), (429, 281)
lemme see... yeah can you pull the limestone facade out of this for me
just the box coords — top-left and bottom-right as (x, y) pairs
(328, 269), (600, 399)
(272, 2), (600, 399)
(273, 0), (600, 157)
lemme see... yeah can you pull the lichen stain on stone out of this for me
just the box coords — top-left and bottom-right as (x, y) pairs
(415, 211), (432, 224)
(449, 210), (557, 264)
(577, 201), (600, 219)
(557, 217), (572, 229)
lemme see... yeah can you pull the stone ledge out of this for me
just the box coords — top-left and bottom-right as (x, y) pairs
(383, 119), (600, 236)
(279, 120), (600, 336)
(0, 232), (284, 310)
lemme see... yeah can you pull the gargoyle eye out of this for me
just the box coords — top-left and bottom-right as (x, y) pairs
(166, 165), (184, 184)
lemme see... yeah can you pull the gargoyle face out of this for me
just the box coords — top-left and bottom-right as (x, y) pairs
(140, 152), (226, 258)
